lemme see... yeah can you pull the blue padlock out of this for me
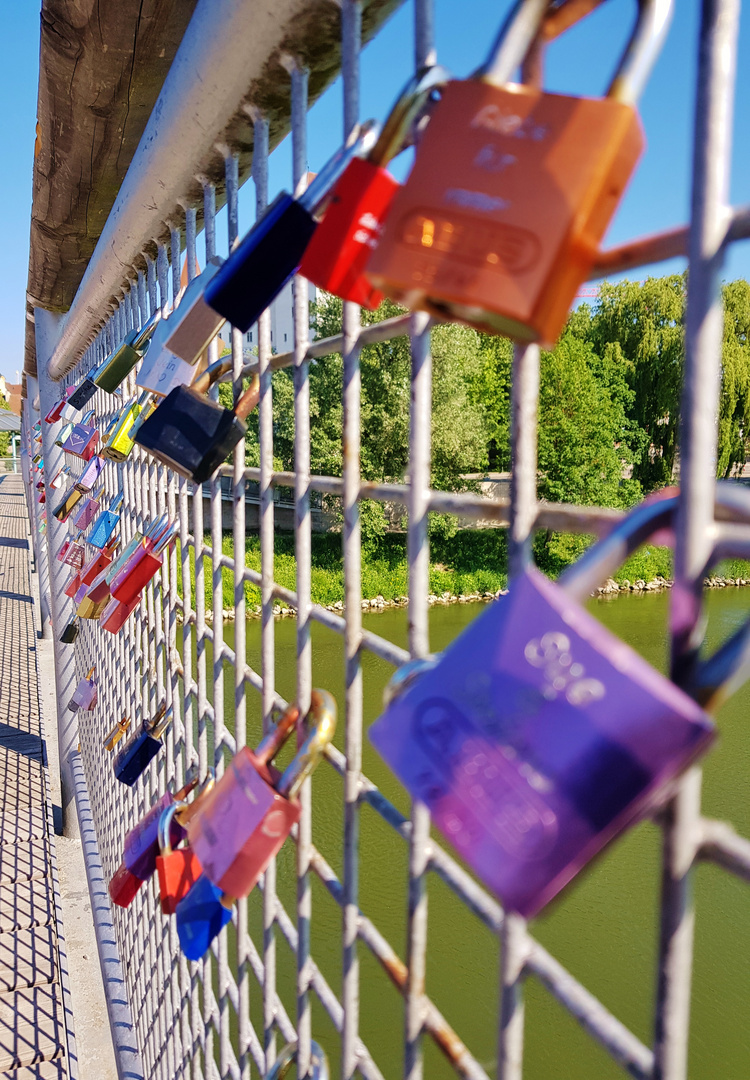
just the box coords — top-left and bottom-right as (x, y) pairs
(87, 493), (124, 549)
(205, 121), (379, 332)
(113, 703), (172, 787)
(175, 874), (232, 960)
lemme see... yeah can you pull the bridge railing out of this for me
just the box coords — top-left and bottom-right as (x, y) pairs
(22, 0), (750, 1078)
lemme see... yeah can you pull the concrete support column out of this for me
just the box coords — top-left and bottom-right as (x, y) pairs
(34, 308), (80, 839)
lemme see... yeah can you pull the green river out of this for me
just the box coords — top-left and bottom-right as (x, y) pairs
(195, 588), (750, 1078)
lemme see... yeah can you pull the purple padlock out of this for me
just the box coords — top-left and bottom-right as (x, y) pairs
(67, 667), (97, 712)
(74, 455), (105, 493)
(71, 487), (104, 530)
(370, 497), (715, 919)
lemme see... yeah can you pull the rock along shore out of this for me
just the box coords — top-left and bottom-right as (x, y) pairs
(190, 573), (749, 622)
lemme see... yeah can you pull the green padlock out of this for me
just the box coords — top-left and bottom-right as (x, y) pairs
(94, 308), (163, 394)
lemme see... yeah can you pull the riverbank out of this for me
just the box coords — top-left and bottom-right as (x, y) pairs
(178, 533), (750, 620)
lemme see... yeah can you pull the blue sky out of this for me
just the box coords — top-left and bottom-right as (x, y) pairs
(3, 0), (750, 379)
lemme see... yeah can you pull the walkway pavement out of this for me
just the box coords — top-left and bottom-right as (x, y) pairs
(0, 475), (73, 1077)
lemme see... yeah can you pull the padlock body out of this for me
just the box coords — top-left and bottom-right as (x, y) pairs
(369, 566), (714, 918)
(59, 620), (79, 644)
(87, 511), (119, 550)
(67, 677), (97, 712)
(77, 593), (109, 620)
(62, 541), (85, 569)
(81, 547), (114, 585)
(64, 571), (83, 599)
(113, 721), (163, 784)
(109, 863), (143, 908)
(87, 533), (144, 603)
(102, 400), (142, 462)
(205, 193), (317, 332)
(110, 547), (162, 605)
(123, 793), (184, 880)
(367, 82), (643, 348)
(67, 379), (98, 412)
(53, 489), (84, 522)
(176, 874), (232, 960)
(135, 386), (248, 483)
(63, 424), (100, 461)
(163, 261), (225, 365)
(157, 847), (202, 914)
(45, 398), (68, 423)
(96, 339), (140, 394)
(74, 455), (105, 493)
(187, 747), (300, 898)
(71, 496), (101, 531)
(299, 158), (396, 309)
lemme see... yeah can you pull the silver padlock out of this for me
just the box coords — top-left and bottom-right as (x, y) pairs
(162, 257), (226, 365)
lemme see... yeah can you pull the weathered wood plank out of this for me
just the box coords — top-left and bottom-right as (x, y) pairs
(0, 841), (49, 886)
(0, 927), (57, 993)
(0, 881), (54, 935)
(0, 984), (65, 1070)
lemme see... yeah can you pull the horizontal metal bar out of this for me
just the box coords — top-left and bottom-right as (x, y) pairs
(698, 818), (750, 880)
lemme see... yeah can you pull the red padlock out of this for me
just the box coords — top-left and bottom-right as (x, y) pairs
(109, 774), (200, 908)
(109, 520), (175, 606)
(79, 538), (118, 586)
(61, 533), (85, 569)
(64, 570), (84, 599)
(155, 783), (215, 915)
(299, 66), (449, 309)
(99, 592), (141, 634)
(44, 387), (76, 424)
(187, 691), (336, 899)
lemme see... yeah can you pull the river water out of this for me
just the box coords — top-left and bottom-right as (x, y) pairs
(192, 588), (750, 1078)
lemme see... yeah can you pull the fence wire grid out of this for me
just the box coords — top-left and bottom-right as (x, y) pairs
(19, 0), (750, 1078)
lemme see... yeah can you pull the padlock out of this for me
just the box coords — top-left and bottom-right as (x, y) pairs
(77, 591), (109, 620)
(67, 667), (97, 712)
(62, 410), (99, 461)
(109, 520), (175, 606)
(87, 493), (124, 549)
(74, 455), (105, 493)
(369, 494), (715, 919)
(102, 716), (131, 751)
(64, 570), (83, 598)
(94, 308), (163, 394)
(135, 294), (211, 398)
(59, 619), (79, 644)
(175, 874), (233, 960)
(79, 538), (118, 586)
(102, 393), (156, 462)
(109, 773), (199, 907)
(135, 358), (260, 483)
(366, 0), (671, 347)
(61, 532), (85, 568)
(44, 386), (76, 424)
(56, 536), (74, 562)
(67, 363), (104, 412)
(113, 702), (173, 786)
(54, 420), (76, 449)
(161, 257), (226, 365)
(300, 66), (450, 308)
(204, 122), (380, 332)
(187, 690), (336, 898)
(264, 1041), (330, 1080)
(70, 486), (104, 530)
(85, 528), (148, 604)
(156, 803), (204, 914)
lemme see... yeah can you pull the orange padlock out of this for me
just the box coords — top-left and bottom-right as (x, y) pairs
(156, 772), (214, 914)
(366, 0), (671, 347)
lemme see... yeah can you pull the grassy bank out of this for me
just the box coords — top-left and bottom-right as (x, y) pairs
(174, 529), (750, 613)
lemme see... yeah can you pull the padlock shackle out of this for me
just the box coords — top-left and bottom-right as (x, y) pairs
(369, 65), (452, 169)
(85, 666), (96, 681)
(190, 359), (260, 422)
(277, 689), (337, 800)
(480, 0), (672, 104)
(266, 1041), (329, 1080)
(147, 702), (173, 740)
(132, 306), (164, 353)
(174, 766), (200, 803)
(158, 802), (185, 858)
(109, 492), (124, 514)
(175, 768), (216, 826)
(298, 120), (381, 216)
(79, 409), (97, 426)
(234, 375), (260, 422)
(253, 702), (302, 767)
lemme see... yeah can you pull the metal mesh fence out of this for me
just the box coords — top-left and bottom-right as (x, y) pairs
(21, 0), (750, 1077)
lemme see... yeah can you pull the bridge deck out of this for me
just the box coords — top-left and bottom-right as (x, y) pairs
(0, 476), (71, 1077)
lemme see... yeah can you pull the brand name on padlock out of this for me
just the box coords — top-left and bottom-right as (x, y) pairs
(470, 104), (548, 142)
(524, 631), (606, 706)
(400, 212), (541, 273)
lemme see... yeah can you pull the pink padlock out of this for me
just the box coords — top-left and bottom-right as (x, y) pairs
(67, 667), (97, 712)
(71, 486), (104, 530)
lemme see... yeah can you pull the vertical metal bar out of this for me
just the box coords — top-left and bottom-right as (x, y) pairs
(170, 226), (181, 304)
(291, 58), (314, 1080)
(405, 310), (432, 1080)
(508, 343), (539, 579)
(186, 208), (198, 282)
(253, 112), (278, 1073)
(340, 4), (363, 1078)
(657, 2), (739, 1078)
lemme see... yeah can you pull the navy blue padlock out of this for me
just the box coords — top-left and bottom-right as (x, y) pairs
(113, 703), (172, 786)
(175, 874), (232, 960)
(204, 121), (379, 332)
(88, 493), (124, 549)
